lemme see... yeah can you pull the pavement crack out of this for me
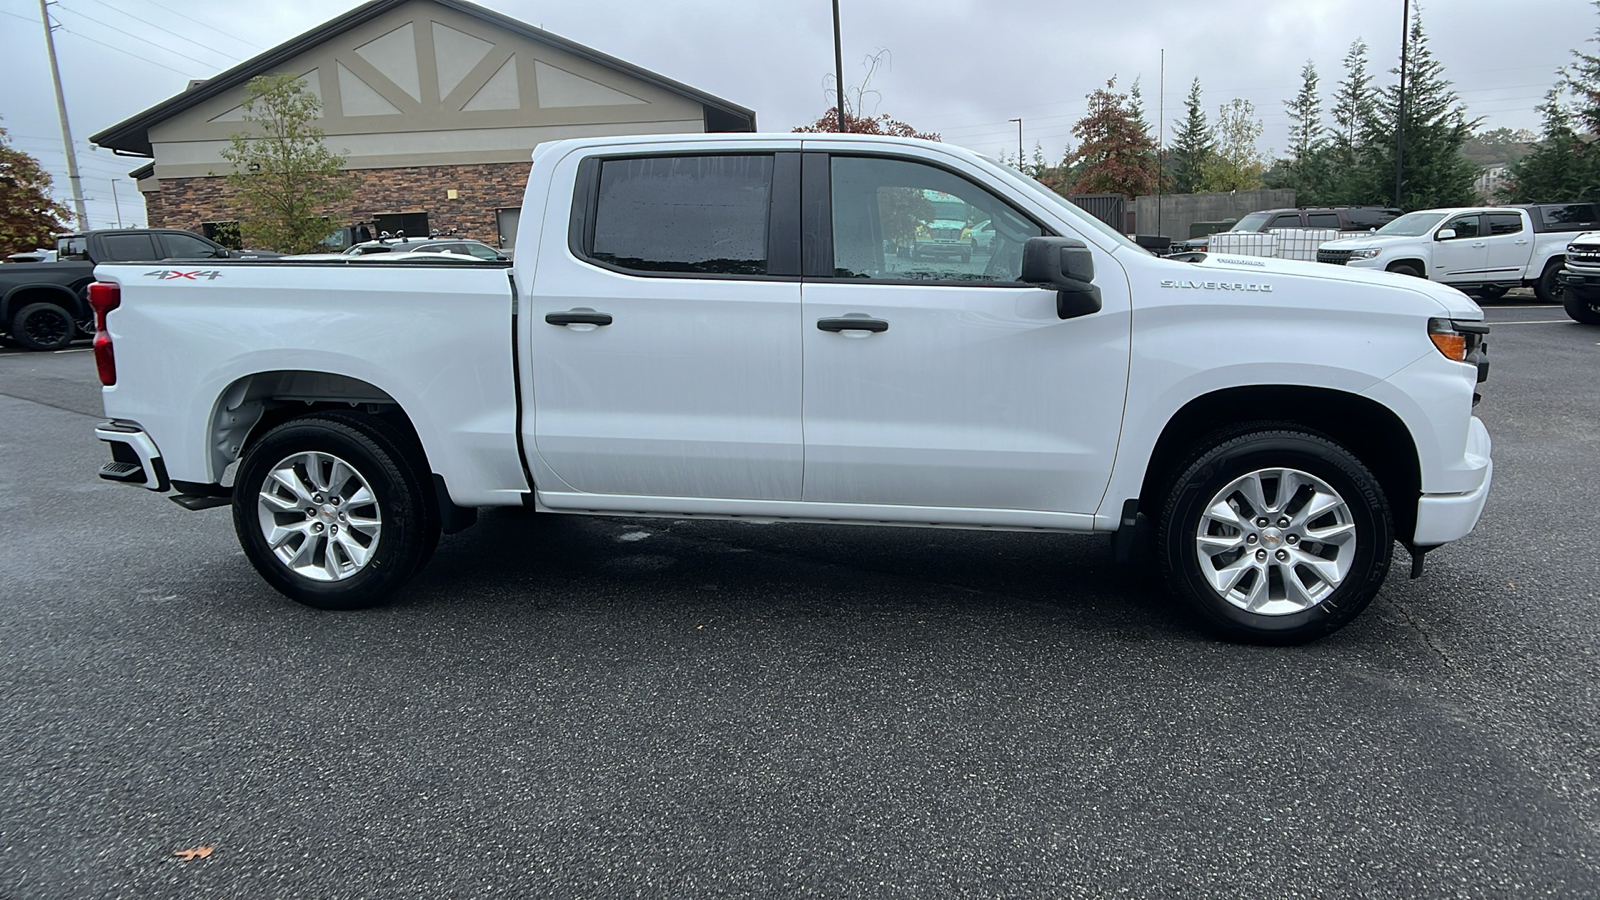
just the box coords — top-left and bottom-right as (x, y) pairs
(0, 389), (101, 420)
(1380, 594), (1458, 670)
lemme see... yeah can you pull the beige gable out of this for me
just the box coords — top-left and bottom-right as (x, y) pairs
(146, 0), (706, 178)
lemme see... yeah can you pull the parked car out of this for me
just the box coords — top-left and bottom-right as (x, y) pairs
(969, 220), (996, 252)
(1316, 206), (1574, 302)
(0, 228), (268, 351)
(1170, 206), (1400, 253)
(87, 132), (1491, 645)
(1557, 231), (1600, 323)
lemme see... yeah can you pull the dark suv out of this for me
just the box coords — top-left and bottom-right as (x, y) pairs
(1171, 206), (1401, 253)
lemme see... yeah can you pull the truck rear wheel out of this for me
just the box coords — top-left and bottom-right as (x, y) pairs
(10, 302), (76, 351)
(232, 412), (438, 610)
(1157, 427), (1393, 645)
(1535, 261), (1566, 304)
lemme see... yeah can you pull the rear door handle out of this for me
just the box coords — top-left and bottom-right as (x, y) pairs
(545, 310), (613, 327)
(817, 317), (888, 333)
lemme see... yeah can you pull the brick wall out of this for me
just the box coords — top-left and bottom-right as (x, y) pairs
(142, 162), (531, 247)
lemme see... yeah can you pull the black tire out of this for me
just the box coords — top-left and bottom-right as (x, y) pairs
(1157, 427), (1393, 645)
(1387, 262), (1423, 279)
(1534, 261), (1565, 304)
(1565, 289), (1600, 324)
(232, 412), (439, 610)
(1472, 285), (1508, 301)
(10, 302), (76, 351)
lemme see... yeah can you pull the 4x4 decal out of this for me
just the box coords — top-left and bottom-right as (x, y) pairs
(144, 269), (222, 281)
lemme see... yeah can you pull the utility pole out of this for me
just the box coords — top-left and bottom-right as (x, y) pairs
(1009, 118), (1022, 165)
(1394, 0), (1410, 209)
(1157, 48), (1164, 238)
(109, 179), (124, 228)
(38, 0), (89, 230)
(832, 0), (846, 132)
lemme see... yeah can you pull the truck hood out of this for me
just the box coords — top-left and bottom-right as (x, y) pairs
(1174, 251), (1483, 320)
(1319, 233), (1414, 250)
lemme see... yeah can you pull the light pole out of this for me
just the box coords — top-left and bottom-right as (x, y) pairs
(832, 0), (846, 131)
(1395, 0), (1410, 208)
(1009, 118), (1022, 165)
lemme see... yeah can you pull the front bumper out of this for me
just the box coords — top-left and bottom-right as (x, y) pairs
(1413, 416), (1492, 546)
(95, 421), (169, 491)
(1559, 268), (1600, 296)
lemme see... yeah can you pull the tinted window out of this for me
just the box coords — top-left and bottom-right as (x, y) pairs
(1540, 203), (1597, 225)
(1442, 215), (1481, 239)
(1269, 214), (1302, 229)
(99, 234), (159, 261)
(57, 236), (88, 260)
(1487, 213), (1523, 236)
(829, 156), (1042, 282)
(159, 233), (220, 259)
(1306, 213), (1341, 228)
(590, 155), (772, 275)
(462, 242), (501, 260)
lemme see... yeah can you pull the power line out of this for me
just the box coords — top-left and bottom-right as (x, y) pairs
(53, 25), (204, 78)
(130, 0), (267, 54)
(64, 0), (244, 70)
(54, 3), (234, 73)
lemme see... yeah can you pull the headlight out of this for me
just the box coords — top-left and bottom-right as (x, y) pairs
(1349, 248), (1382, 260)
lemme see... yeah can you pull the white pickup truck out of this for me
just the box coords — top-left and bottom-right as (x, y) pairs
(1317, 206), (1571, 302)
(88, 133), (1493, 645)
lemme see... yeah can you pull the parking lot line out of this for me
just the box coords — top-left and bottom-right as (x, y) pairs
(1486, 319), (1579, 325)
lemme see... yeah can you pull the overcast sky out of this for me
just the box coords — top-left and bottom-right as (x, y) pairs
(2, 0), (1595, 230)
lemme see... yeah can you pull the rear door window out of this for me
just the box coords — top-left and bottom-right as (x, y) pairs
(1269, 214), (1303, 229)
(98, 234), (160, 261)
(588, 155), (773, 276)
(1487, 213), (1523, 236)
(1306, 213), (1341, 228)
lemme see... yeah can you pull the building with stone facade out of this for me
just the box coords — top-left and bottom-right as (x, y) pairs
(89, 0), (755, 248)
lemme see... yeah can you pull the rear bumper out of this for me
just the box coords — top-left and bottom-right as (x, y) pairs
(1413, 416), (1491, 546)
(95, 421), (169, 491)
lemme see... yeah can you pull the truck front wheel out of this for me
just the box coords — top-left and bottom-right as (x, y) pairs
(1157, 428), (1393, 645)
(10, 302), (76, 351)
(232, 412), (438, 609)
(1565, 289), (1600, 324)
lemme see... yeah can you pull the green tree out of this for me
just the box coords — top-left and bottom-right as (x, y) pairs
(1068, 77), (1161, 197)
(1325, 40), (1380, 204)
(1276, 61), (1330, 203)
(1365, 9), (1479, 209)
(1503, 87), (1599, 202)
(220, 73), (354, 253)
(0, 121), (72, 255)
(1198, 99), (1266, 191)
(1167, 78), (1213, 193)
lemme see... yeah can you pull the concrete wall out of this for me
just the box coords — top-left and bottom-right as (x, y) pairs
(1133, 189), (1297, 240)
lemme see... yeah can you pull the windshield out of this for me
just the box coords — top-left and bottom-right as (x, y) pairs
(1233, 212), (1271, 232)
(987, 158), (1142, 253)
(1376, 212), (1448, 236)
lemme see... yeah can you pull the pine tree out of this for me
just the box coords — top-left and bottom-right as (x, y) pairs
(1168, 78), (1214, 193)
(1069, 77), (1161, 197)
(1366, 9), (1479, 209)
(1280, 61), (1329, 204)
(0, 121), (72, 255)
(1326, 40), (1381, 204)
(1503, 87), (1596, 202)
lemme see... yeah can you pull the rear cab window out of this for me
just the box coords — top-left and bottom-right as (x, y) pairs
(99, 234), (160, 261)
(582, 155), (774, 276)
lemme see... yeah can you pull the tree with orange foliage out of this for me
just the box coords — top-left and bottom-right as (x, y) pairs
(1068, 77), (1161, 197)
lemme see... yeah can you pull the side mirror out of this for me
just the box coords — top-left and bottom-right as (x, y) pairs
(1436, 228), (1457, 241)
(1021, 236), (1102, 320)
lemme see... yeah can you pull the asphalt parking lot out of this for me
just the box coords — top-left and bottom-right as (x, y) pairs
(2, 300), (1597, 898)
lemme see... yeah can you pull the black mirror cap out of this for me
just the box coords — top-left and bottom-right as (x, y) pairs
(1021, 236), (1103, 320)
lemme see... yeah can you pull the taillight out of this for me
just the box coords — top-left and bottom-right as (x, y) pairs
(88, 282), (120, 386)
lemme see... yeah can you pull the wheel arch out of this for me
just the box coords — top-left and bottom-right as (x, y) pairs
(2, 283), (87, 325)
(1386, 258), (1427, 276)
(1136, 385), (1421, 544)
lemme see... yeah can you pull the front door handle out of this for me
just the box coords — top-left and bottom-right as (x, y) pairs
(817, 317), (888, 333)
(546, 310), (613, 327)
(1471, 241), (1487, 248)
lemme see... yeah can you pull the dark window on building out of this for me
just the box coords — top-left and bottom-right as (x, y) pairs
(1306, 213), (1341, 228)
(160, 232), (222, 259)
(590, 155), (772, 275)
(99, 233), (160, 261)
(1487, 213), (1523, 236)
(202, 221), (241, 249)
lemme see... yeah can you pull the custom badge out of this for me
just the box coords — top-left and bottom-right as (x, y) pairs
(144, 269), (223, 280)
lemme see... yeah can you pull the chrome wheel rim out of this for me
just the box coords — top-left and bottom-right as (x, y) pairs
(1194, 467), (1357, 616)
(256, 451), (382, 582)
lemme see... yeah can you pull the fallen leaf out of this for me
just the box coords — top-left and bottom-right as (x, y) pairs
(173, 846), (213, 861)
